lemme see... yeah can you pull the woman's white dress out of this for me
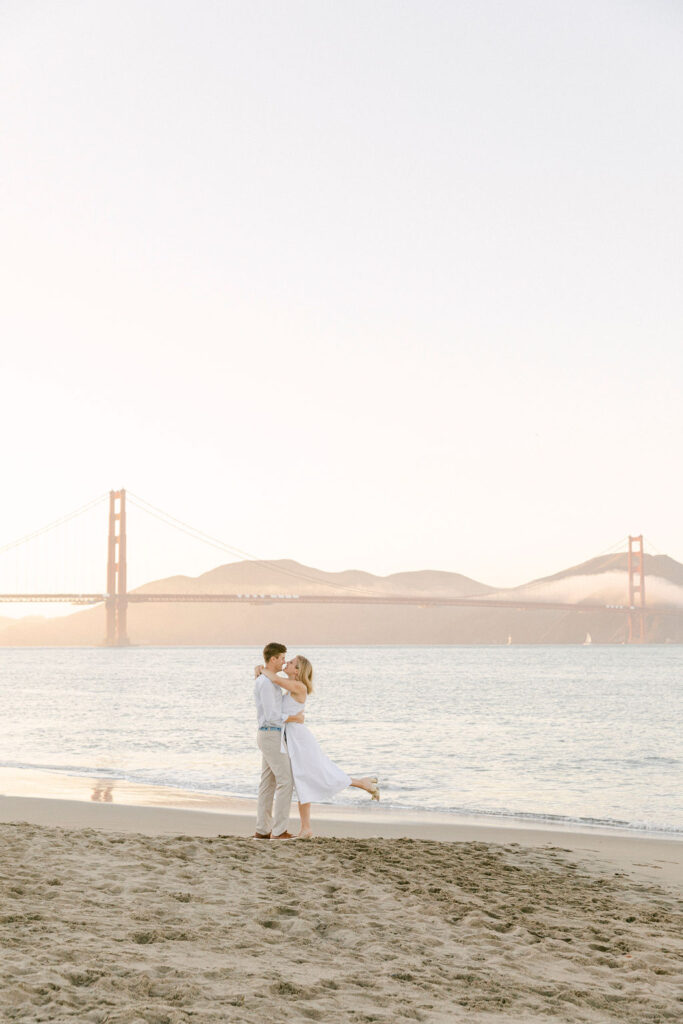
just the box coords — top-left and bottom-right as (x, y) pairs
(282, 693), (351, 803)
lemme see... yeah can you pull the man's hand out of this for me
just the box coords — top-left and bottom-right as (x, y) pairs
(288, 711), (305, 725)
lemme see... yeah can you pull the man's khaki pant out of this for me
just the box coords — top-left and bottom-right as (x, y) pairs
(256, 729), (293, 837)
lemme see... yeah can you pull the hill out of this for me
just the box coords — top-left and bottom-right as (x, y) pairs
(528, 552), (683, 588)
(133, 560), (494, 597)
(1, 556), (682, 646)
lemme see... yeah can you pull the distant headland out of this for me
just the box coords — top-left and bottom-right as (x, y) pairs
(2, 552), (682, 646)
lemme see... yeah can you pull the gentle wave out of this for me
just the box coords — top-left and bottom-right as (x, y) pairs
(3, 758), (682, 838)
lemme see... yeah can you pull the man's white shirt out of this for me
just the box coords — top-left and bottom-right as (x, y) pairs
(254, 673), (287, 729)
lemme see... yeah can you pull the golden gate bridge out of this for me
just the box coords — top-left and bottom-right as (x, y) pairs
(0, 489), (662, 645)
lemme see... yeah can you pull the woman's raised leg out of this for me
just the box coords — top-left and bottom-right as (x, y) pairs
(350, 777), (380, 800)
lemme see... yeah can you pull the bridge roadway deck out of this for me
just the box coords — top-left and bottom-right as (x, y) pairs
(0, 592), (660, 614)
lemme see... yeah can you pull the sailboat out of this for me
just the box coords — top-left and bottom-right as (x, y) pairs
(506, 634), (513, 645)
(582, 632), (592, 645)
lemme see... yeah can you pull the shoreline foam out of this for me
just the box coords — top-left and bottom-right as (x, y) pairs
(1, 764), (681, 839)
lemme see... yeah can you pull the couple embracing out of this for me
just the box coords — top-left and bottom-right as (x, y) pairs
(253, 641), (380, 840)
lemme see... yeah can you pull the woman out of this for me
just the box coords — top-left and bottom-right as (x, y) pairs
(255, 656), (379, 839)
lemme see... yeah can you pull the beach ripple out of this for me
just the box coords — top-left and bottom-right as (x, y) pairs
(0, 825), (681, 1022)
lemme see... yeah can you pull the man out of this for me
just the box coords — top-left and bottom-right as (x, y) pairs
(253, 641), (304, 840)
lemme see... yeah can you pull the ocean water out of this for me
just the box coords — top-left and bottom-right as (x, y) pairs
(1, 645), (681, 835)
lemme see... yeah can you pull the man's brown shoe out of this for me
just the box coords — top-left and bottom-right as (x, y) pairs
(252, 832), (271, 839)
(270, 831), (295, 840)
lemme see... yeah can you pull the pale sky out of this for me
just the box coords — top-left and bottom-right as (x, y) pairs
(1, 0), (681, 597)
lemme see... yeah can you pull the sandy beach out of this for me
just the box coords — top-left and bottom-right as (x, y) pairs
(1, 774), (682, 1023)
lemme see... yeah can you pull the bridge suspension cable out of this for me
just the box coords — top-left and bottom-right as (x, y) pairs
(641, 536), (666, 557)
(0, 493), (108, 556)
(126, 492), (378, 596)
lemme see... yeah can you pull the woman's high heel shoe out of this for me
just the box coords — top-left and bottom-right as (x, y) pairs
(369, 777), (380, 801)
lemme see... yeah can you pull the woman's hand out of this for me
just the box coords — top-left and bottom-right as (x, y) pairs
(253, 664), (265, 679)
(261, 668), (306, 698)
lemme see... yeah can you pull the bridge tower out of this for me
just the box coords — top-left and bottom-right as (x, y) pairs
(627, 534), (646, 644)
(106, 489), (129, 645)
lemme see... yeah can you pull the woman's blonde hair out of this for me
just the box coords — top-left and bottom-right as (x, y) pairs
(295, 655), (314, 694)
